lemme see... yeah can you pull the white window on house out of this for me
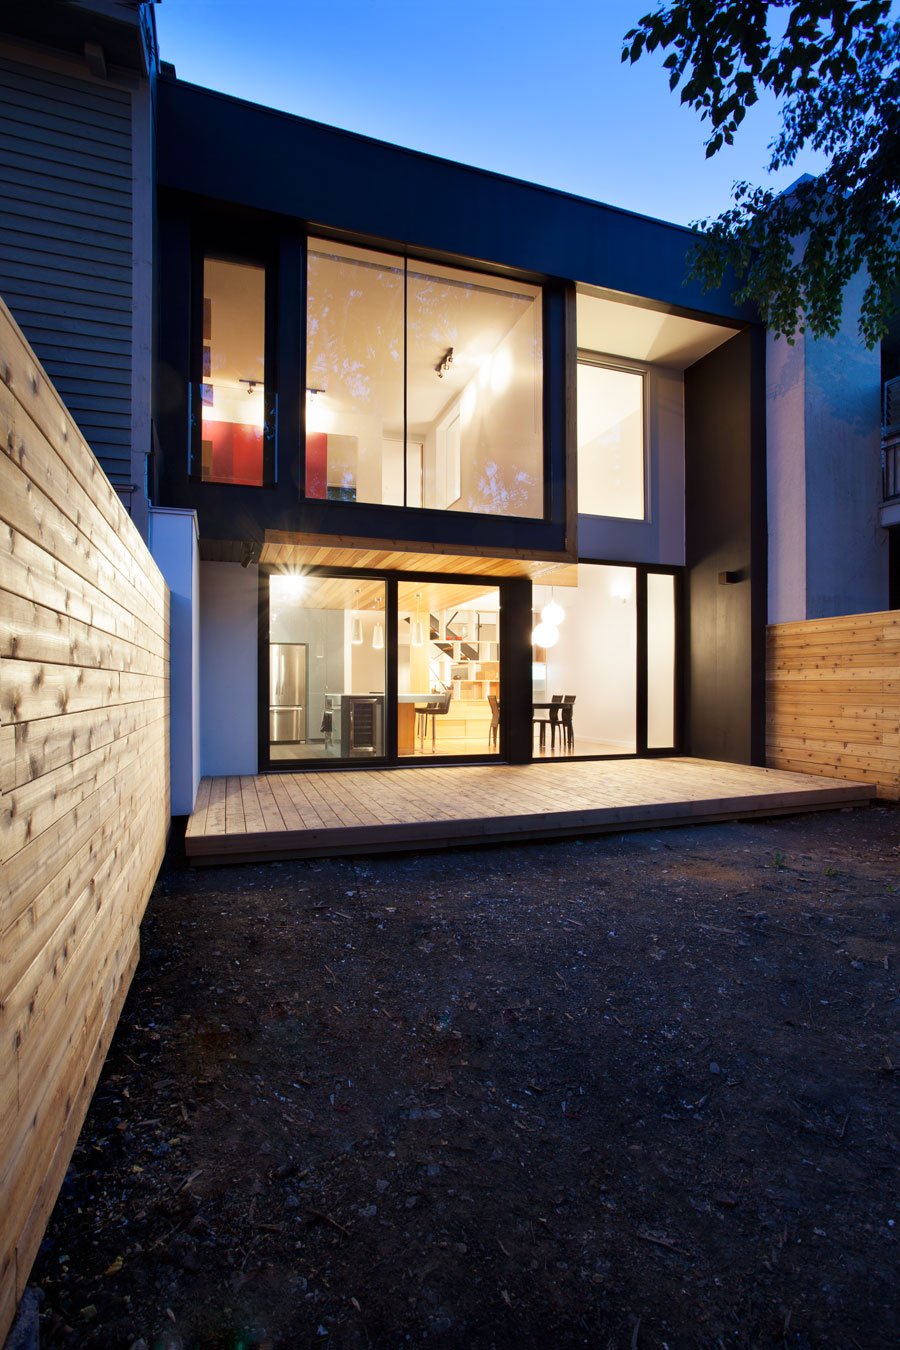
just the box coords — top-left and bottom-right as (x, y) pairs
(577, 362), (645, 519)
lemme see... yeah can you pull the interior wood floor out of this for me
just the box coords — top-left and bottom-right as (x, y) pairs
(185, 757), (874, 865)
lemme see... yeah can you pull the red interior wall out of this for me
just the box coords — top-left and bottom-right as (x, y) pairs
(306, 432), (327, 498)
(204, 420), (264, 486)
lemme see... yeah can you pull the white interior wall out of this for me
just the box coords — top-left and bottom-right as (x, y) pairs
(199, 561), (259, 776)
(577, 365), (686, 566)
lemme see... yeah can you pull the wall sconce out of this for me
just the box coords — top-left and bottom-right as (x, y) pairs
(610, 575), (633, 604)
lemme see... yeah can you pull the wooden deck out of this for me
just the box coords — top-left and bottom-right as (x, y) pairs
(184, 757), (875, 865)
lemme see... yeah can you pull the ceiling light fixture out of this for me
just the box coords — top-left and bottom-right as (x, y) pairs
(435, 347), (454, 378)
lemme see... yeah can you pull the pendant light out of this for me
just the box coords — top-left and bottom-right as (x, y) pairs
(411, 590), (425, 647)
(540, 587), (565, 626)
(350, 587), (363, 645)
(532, 620), (559, 648)
(372, 596), (384, 650)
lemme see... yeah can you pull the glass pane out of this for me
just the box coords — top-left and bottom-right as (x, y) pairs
(305, 240), (404, 504)
(268, 574), (386, 762)
(532, 564), (636, 755)
(407, 261), (543, 517)
(577, 364), (644, 519)
(200, 258), (266, 486)
(397, 581), (501, 757)
(647, 572), (676, 747)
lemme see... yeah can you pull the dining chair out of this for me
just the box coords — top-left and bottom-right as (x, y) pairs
(561, 694), (576, 750)
(487, 693), (500, 749)
(533, 694), (563, 749)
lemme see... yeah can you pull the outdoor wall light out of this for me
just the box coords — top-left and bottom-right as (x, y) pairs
(277, 571), (306, 598)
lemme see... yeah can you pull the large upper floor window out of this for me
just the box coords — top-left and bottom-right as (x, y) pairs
(305, 239), (544, 517)
(577, 361), (645, 520)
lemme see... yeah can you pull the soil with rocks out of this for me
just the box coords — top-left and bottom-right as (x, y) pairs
(31, 804), (899, 1349)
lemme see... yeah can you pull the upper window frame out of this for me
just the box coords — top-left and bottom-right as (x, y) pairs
(189, 232), (279, 490)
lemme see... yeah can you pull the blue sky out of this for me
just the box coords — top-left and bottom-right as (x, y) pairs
(155, 0), (828, 227)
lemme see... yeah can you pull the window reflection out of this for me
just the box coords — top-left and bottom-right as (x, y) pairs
(305, 239), (543, 517)
(200, 257), (266, 486)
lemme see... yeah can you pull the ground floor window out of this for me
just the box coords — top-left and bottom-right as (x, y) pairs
(262, 562), (678, 769)
(269, 574), (387, 762)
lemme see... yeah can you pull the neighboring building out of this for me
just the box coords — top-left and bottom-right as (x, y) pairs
(0, 1), (893, 816)
(0, 0), (156, 536)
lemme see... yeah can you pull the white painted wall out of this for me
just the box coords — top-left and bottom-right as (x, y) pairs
(149, 508), (200, 814)
(199, 561), (259, 776)
(577, 365), (686, 566)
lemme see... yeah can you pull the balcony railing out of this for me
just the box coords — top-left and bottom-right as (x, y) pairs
(884, 374), (900, 436)
(884, 435), (900, 503)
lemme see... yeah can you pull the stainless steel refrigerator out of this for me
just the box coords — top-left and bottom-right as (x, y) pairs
(269, 643), (308, 744)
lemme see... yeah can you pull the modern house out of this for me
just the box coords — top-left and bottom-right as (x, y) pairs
(0, 0), (894, 821)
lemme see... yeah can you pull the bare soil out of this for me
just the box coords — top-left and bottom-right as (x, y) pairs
(32, 804), (899, 1349)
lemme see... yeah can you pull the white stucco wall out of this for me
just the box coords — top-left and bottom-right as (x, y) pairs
(149, 508), (200, 814)
(199, 561), (259, 777)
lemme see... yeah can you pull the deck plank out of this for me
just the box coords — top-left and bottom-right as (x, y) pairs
(185, 759), (874, 864)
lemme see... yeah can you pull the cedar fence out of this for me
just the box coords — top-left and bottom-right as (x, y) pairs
(767, 610), (900, 799)
(0, 298), (169, 1340)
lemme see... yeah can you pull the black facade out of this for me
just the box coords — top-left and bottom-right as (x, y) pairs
(151, 75), (766, 772)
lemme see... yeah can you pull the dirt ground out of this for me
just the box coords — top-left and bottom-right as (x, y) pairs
(31, 803), (899, 1349)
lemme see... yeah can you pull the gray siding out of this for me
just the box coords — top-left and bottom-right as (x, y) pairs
(0, 54), (133, 485)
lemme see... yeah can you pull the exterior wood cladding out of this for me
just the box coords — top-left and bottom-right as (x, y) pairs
(767, 610), (900, 799)
(0, 299), (169, 1342)
(0, 52), (134, 486)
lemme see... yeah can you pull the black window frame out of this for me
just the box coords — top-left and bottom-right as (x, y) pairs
(156, 192), (571, 559)
(301, 231), (552, 524)
(188, 231), (279, 490)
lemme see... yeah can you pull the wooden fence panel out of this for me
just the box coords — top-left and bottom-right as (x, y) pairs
(767, 611), (900, 799)
(0, 297), (169, 1341)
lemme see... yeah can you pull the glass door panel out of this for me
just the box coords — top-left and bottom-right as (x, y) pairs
(396, 581), (501, 758)
(532, 565), (637, 756)
(268, 574), (386, 762)
(647, 572), (676, 747)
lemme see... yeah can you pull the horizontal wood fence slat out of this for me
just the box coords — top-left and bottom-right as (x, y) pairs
(767, 611), (900, 800)
(0, 296), (169, 1342)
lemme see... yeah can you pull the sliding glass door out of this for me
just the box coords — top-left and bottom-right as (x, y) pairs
(265, 572), (503, 767)
(397, 581), (501, 758)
